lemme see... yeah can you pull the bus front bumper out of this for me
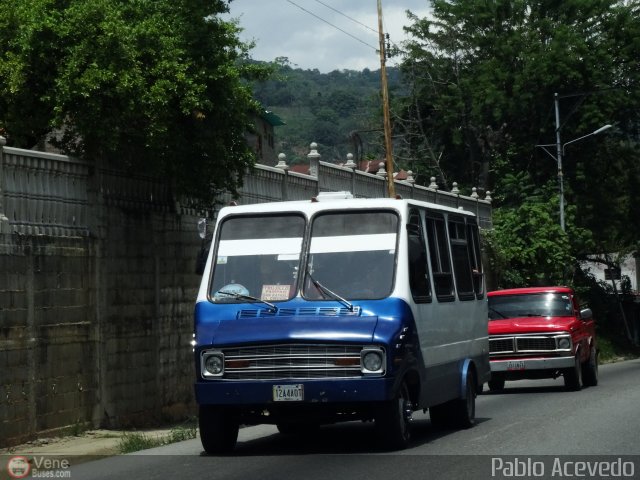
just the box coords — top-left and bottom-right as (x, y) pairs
(195, 376), (394, 406)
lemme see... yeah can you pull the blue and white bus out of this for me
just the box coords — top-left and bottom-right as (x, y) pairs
(194, 193), (490, 453)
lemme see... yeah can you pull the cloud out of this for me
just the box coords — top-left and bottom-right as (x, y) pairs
(224, 0), (431, 72)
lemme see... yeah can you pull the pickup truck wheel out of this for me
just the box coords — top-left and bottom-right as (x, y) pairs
(199, 405), (239, 454)
(488, 378), (505, 392)
(563, 354), (583, 391)
(375, 381), (413, 450)
(582, 348), (599, 387)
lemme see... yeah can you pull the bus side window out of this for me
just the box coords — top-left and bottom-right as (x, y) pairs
(467, 221), (484, 298)
(426, 213), (454, 301)
(407, 209), (431, 303)
(448, 216), (475, 301)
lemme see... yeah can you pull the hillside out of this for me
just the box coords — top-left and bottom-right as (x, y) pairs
(252, 61), (403, 166)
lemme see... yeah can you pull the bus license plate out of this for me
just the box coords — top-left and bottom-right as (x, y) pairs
(273, 384), (304, 402)
(506, 361), (526, 370)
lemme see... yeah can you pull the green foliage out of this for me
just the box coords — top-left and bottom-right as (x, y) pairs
(252, 62), (394, 162)
(401, 0), (640, 287)
(0, 0), (273, 206)
(117, 420), (197, 454)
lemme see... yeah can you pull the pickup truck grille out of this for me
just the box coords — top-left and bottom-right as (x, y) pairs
(516, 336), (557, 352)
(220, 344), (363, 380)
(489, 337), (514, 354)
(490, 334), (567, 355)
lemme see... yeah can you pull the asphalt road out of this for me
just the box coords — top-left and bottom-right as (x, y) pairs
(71, 359), (640, 480)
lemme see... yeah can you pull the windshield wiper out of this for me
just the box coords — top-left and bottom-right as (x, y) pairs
(307, 271), (354, 311)
(216, 291), (278, 313)
(488, 307), (508, 319)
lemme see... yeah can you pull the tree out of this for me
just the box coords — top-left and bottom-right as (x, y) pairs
(400, 0), (640, 287)
(0, 0), (272, 206)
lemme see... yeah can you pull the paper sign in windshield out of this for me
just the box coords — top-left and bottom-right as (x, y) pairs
(261, 284), (290, 301)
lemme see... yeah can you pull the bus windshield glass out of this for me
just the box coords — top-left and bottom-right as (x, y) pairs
(210, 214), (305, 303)
(303, 211), (398, 300)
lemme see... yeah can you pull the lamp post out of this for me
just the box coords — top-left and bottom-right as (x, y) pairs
(536, 93), (612, 232)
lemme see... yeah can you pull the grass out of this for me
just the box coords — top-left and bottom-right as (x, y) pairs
(117, 419), (198, 454)
(65, 420), (92, 437)
(598, 329), (640, 364)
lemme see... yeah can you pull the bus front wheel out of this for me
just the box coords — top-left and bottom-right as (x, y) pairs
(199, 405), (239, 455)
(375, 381), (413, 451)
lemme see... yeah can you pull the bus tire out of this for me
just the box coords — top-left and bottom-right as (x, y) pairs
(199, 405), (239, 454)
(375, 381), (413, 450)
(451, 370), (476, 429)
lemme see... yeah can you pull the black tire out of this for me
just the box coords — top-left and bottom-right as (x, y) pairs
(430, 370), (477, 430)
(582, 348), (599, 387)
(450, 370), (476, 429)
(375, 381), (413, 451)
(199, 405), (239, 454)
(488, 378), (505, 392)
(564, 353), (583, 391)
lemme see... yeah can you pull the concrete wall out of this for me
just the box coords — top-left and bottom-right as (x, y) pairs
(0, 212), (201, 447)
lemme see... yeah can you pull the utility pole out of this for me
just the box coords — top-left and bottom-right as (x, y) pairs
(377, 0), (395, 198)
(554, 93), (565, 232)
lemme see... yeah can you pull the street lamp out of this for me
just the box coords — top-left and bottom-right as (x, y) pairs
(536, 92), (612, 232)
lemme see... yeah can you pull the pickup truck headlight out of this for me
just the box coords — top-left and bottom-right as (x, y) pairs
(361, 348), (386, 374)
(201, 351), (224, 377)
(556, 336), (571, 350)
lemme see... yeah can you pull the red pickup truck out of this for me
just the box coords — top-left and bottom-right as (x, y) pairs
(487, 286), (598, 391)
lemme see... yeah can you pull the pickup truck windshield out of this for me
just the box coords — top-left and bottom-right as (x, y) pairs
(210, 214), (305, 303)
(488, 293), (573, 320)
(303, 211), (398, 300)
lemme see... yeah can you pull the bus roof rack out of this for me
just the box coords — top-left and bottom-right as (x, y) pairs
(313, 191), (354, 201)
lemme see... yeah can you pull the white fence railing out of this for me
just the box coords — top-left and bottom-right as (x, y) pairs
(0, 138), (492, 236)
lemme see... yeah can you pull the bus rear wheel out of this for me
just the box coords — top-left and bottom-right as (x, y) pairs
(450, 370), (476, 428)
(430, 370), (477, 429)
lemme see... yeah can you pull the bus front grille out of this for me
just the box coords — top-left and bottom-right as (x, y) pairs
(221, 344), (363, 380)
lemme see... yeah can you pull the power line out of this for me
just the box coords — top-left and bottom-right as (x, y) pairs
(313, 0), (405, 58)
(285, 0), (378, 51)
(312, 0), (378, 35)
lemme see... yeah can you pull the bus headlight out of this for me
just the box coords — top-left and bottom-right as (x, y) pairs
(361, 348), (385, 374)
(201, 351), (224, 377)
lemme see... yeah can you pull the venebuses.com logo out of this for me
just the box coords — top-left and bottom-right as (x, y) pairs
(6, 456), (31, 479)
(5, 455), (72, 478)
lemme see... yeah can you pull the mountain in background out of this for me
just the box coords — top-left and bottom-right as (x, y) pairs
(252, 61), (403, 167)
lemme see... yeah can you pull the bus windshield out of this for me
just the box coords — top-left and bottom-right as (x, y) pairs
(210, 214), (305, 303)
(303, 211), (398, 300)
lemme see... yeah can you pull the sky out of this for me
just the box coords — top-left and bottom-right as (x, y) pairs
(223, 0), (432, 73)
